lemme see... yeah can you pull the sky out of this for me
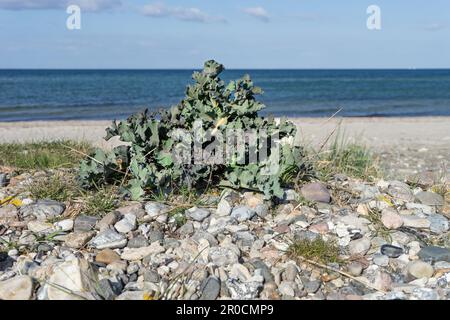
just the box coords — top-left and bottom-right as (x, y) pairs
(0, 0), (449, 69)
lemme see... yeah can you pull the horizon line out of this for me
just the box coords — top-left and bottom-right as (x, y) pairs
(1, 67), (450, 71)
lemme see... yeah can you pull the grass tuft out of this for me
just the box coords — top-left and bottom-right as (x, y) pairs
(315, 133), (381, 181)
(27, 173), (80, 202)
(0, 140), (93, 171)
(287, 237), (341, 264)
(81, 186), (119, 216)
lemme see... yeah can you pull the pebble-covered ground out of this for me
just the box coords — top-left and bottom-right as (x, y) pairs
(0, 167), (449, 300)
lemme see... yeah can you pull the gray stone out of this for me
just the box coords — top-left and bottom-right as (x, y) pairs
(207, 216), (235, 235)
(387, 181), (414, 202)
(96, 211), (120, 231)
(114, 213), (137, 233)
(428, 214), (449, 234)
(0, 173), (8, 187)
(418, 246), (450, 263)
(208, 246), (240, 267)
(143, 270), (161, 283)
(20, 200), (65, 220)
(229, 263), (252, 282)
(283, 264), (298, 282)
(0, 252), (14, 272)
(234, 231), (256, 248)
(148, 230), (164, 243)
(348, 237), (371, 256)
(74, 215), (98, 232)
(226, 278), (262, 300)
(283, 189), (299, 202)
(231, 206), (256, 222)
(216, 198), (232, 216)
(294, 230), (320, 242)
(278, 281), (296, 297)
(0, 275), (34, 300)
(127, 235), (149, 248)
(373, 254), (389, 267)
(89, 228), (127, 249)
(177, 221), (194, 237)
(192, 231), (218, 246)
(199, 276), (221, 300)
(97, 278), (117, 300)
(415, 191), (444, 206)
(186, 207), (211, 222)
(304, 280), (321, 293)
(380, 244), (404, 258)
(411, 288), (439, 300)
(116, 291), (146, 300)
(249, 259), (274, 283)
(254, 204), (270, 219)
(144, 202), (169, 222)
(347, 262), (363, 276)
(300, 182), (331, 203)
(116, 203), (145, 219)
(402, 216), (430, 229)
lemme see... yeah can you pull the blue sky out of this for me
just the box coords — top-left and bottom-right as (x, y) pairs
(0, 0), (449, 68)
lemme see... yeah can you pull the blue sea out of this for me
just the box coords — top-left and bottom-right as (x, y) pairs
(1, 69), (450, 121)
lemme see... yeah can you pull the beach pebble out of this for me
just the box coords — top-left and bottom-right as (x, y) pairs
(120, 242), (165, 261)
(381, 208), (403, 229)
(348, 237), (371, 256)
(216, 198), (232, 216)
(64, 231), (96, 249)
(231, 206), (256, 222)
(415, 191), (444, 206)
(186, 207), (211, 222)
(96, 249), (121, 265)
(347, 262), (363, 276)
(0, 205), (18, 224)
(96, 211), (120, 231)
(407, 261), (434, 279)
(127, 235), (149, 248)
(74, 215), (98, 232)
(199, 276), (221, 300)
(0, 275), (34, 300)
(208, 246), (240, 267)
(54, 219), (74, 232)
(300, 182), (331, 203)
(418, 246), (450, 263)
(89, 228), (127, 249)
(114, 213), (137, 233)
(381, 244), (404, 258)
(427, 214), (449, 234)
(47, 258), (98, 300)
(144, 202), (169, 223)
(20, 200), (65, 220)
(387, 181), (415, 202)
(402, 216), (430, 229)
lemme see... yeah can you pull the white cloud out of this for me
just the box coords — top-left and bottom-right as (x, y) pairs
(424, 23), (446, 32)
(0, 0), (122, 12)
(141, 3), (226, 23)
(243, 6), (269, 22)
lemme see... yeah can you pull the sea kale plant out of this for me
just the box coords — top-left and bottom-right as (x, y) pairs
(78, 60), (312, 200)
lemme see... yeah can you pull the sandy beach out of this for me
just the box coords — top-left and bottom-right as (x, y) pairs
(1, 116), (449, 178)
(1, 116), (449, 146)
